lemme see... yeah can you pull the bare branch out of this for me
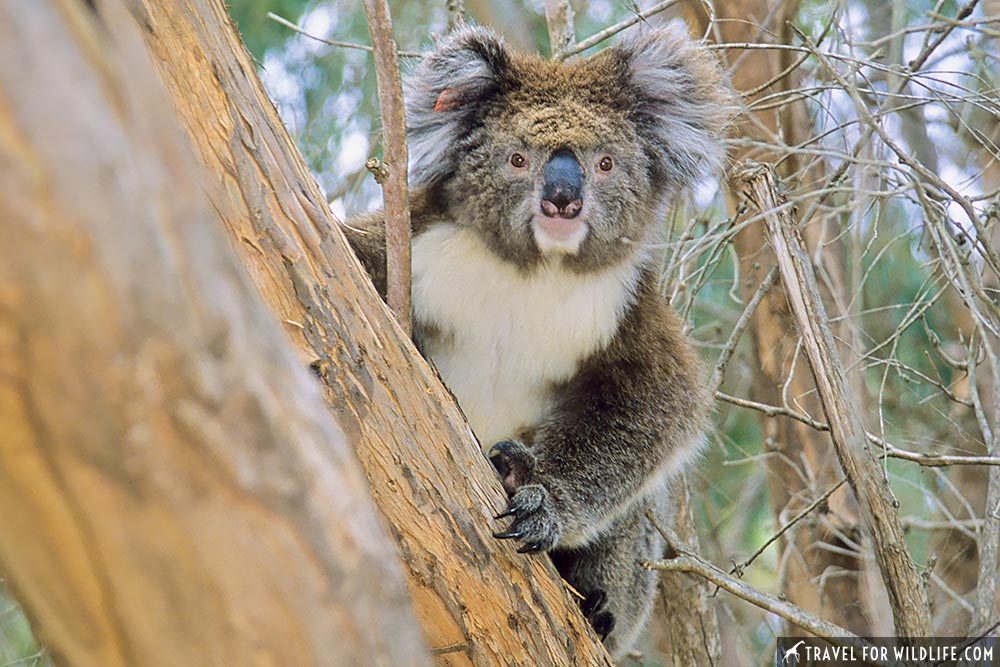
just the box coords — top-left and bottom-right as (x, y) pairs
(362, 0), (412, 335)
(733, 478), (848, 575)
(544, 0), (575, 58)
(556, 0), (683, 60)
(734, 161), (933, 637)
(647, 556), (864, 643)
(266, 13), (422, 57)
(709, 265), (778, 393)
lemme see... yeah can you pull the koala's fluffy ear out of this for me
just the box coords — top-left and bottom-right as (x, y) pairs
(610, 21), (735, 190)
(405, 26), (512, 187)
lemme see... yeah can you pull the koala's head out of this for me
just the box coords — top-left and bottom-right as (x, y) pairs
(405, 23), (734, 273)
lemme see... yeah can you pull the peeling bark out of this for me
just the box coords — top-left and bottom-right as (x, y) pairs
(122, 0), (616, 664)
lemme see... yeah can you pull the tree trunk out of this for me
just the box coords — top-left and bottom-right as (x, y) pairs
(649, 480), (723, 666)
(0, 2), (428, 666)
(683, 0), (871, 636)
(122, 0), (616, 664)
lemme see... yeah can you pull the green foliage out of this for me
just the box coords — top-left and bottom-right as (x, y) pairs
(228, 0), (312, 59)
(0, 584), (50, 667)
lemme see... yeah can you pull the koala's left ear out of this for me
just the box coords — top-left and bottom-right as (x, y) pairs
(405, 26), (513, 187)
(609, 21), (736, 190)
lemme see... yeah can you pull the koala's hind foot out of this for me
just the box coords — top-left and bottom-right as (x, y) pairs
(550, 502), (665, 658)
(580, 589), (616, 640)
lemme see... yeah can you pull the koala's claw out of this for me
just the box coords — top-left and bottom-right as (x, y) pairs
(488, 439), (535, 495)
(493, 507), (517, 520)
(579, 590), (615, 641)
(491, 484), (561, 553)
(517, 543), (546, 554)
(492, 529), (525, 540)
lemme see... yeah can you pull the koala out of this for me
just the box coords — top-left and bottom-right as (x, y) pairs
(343, 22), (732, 658)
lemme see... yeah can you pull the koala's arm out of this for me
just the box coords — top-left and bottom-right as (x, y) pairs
(340, 211), (389, 299)
(341, 189), (441, 298)
(493, 281), (709, 551)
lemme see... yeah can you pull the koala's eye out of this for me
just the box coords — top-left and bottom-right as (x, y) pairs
(598, 156), (614, 172)
(510, 153), (527, 168)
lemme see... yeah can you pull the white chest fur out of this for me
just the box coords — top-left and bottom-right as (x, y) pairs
(411, 224), (639, 448)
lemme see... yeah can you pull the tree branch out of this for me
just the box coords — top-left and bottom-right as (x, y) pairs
(266, 13), (422, 57)
(544, 0), (575, 57)
(0, 2), (428, 664)
(734, 161), (932, 637)
(647, 556), (862, 643)
(125, 0), (615, 662)
(362, 0), (412, 335)
(715, 391), (1000, 467)
(556, 0), (683, 60)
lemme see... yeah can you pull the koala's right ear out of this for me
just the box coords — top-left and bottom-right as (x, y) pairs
(405, 26), (512, 187)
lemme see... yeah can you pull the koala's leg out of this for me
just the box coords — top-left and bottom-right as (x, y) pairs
(550, 499), (666, 658)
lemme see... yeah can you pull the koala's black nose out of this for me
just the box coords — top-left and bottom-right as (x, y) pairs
(541, 150), (583, 219)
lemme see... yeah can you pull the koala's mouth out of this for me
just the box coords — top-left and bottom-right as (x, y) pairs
(532, 215), (588, 255)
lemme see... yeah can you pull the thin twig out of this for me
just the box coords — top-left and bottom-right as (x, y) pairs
(362, 0), (412, 334)
(267, 13), (422, 58)
(709, 266), (778, 394)
(556, 0), (683, 60)
(733, 478), (848, 576)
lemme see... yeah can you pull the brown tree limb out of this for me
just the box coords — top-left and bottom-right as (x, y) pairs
(650, 557), (858, 641)
(684, 0), (871, 635)
(362, 0), (412, 335)
(123, 0), (615, 663)
(0, 2), (428, 665)
(715, 392), (1000, 467)
(734, 161), (933, 637)
(544, 0), (575, 57)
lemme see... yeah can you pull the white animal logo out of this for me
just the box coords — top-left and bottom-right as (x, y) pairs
(783, 640), (806, 664)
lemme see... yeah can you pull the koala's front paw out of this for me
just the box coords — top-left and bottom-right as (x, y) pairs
(493, 484), (561, 553)
(487, 439), (535, 495)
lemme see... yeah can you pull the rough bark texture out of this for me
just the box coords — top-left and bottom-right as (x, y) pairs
(736, 163), (932, 638)
(123, 0), (616, 664)
(683, 0), (870, 636)
(0, 2), (428, 666)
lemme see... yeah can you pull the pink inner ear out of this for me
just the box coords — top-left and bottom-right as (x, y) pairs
(433, 88), (463, 112)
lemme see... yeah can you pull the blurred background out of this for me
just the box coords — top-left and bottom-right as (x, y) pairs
(3, 1), (998, 665)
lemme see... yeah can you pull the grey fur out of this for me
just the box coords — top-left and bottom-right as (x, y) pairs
(343, 22), (732, 659)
